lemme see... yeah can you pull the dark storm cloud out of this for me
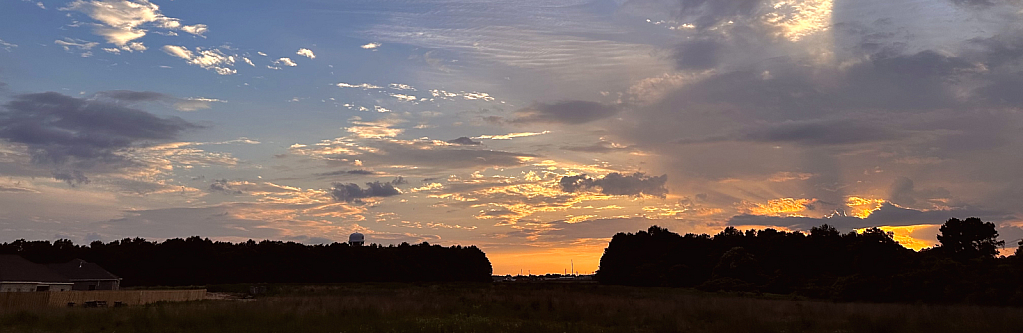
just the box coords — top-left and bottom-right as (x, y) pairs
(633, 47), (1003, 150)
(559, 172), (668, 197)
(510, 101), (619, 125)
(843, 50), (979, 110)
(52, 170), (90, 186)
(887, 177), (951, 207)
(968, 34), (1023, 68)
(0, 92), (200, 183)
(673, 39), (723, 70)
(330, 177), (406, 203)
(746, 120), (900, 145)
(677, 119), (902, 146)
(966, 35), (1023, 106)
(446, 137), (481, 145)
(728, 203), (1012, 230)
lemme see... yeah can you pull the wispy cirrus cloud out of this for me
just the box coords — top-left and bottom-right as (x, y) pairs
(0, 39), (16, 52)
(54, 38), (99, 57)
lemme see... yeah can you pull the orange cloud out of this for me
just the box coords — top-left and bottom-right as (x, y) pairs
(846, 196), (886, 218)
(738, 198), (817, 216)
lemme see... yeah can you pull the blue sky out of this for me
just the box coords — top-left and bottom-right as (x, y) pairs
(2, 0), (1023, 274)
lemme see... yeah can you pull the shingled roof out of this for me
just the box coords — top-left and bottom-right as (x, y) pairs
(0, 255), (71, 283)
(46, 259), (120, 281)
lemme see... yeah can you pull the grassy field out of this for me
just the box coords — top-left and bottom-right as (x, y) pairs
(2, 283), (1023, 333)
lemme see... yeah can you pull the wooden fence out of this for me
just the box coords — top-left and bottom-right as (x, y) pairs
(0, 290), (206, 309)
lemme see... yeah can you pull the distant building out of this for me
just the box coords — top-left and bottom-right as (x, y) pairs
(0, 255), (120, 292)
(47, 259), (121, 291)
(349, 232), (365, 246)
(0, 255), (73, 292)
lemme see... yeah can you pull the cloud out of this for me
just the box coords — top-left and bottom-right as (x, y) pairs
(317, 169), (380, 177)
(360, 42), (381, 49)
(474, 131), (550, 140)
(0, 39), (16, 52)
(274, 57), (297, 67)
(93, 90), (224, 111)
(950, 0), (1018, 7)
(446, 137), (481, 145)
(887, 177), (951, 208)
(330, 177), (406, 203)
(208, 179), (243, 194)
(0, 92), (200, 184)
(61, 0), (208, 48)
(337, 82), (383, 89)
(93, 90), (167, 102)
(52, 170), (90, 186)
(511, 101), (620, 125)
(172, 97), (225, 111)
(345, 117), (406, 139)
(290, 134), (538, 175)
(162, 45), (236, 75)
(54, 38), (99, 57)
(296, 48), (315, 59)
(679, 119), (905, 146)
(560, 172), (668, 198)
(562, 140), (633, 154)
(728, 203), (1014, 231)
(673, 39), (723, 70)
(21, 0), (46, 9)
(677, 0), (765, 28)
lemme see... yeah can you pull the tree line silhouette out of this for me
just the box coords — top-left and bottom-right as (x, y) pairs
(597, 218), (1023, 305)
(0, 237), (493, 286)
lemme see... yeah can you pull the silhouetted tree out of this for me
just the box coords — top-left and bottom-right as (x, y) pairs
(937, 217), (1004, 260)
(0, 238), (493, 286)
(597, 221), (1023, 305)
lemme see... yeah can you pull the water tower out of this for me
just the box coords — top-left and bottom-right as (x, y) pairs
(349, 232), (365, 246)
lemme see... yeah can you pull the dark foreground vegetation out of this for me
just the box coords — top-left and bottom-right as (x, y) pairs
(599, 218), (1023, 305)
(3, 283), (1023, 333)
(0, 238), (493, 285)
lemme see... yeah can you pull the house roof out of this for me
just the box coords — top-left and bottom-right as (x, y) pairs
(46, 259), (120, 281)
(0, 255), (71, 283)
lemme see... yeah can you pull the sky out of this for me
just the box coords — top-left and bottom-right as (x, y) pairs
(1, 0), (1022, 275)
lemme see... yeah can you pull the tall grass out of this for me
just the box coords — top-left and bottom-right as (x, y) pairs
(3, 284), (1022, 332)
